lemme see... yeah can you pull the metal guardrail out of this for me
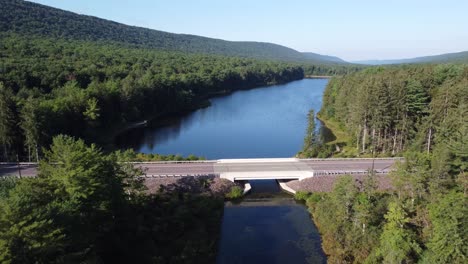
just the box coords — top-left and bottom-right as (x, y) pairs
(313, 170), (390, 176)
(301, 157), (404, 161)
(0, 157), (404, 166)
(140, 173), (219, 178)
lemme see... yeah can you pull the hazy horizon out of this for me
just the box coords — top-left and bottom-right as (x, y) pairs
(29, 0), (468, 61)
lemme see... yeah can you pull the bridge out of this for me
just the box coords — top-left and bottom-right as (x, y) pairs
(0, 158), (400, 181)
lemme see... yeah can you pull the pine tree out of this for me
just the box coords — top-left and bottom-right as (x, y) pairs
(423, 191), (467, 263)
(375, 202), (421, 263)
(20, 97), (42, 162)
(0, 83), (16, 161)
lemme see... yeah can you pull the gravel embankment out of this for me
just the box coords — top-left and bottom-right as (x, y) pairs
(286, 174), (393, 193)
(144, 176), (239, 196)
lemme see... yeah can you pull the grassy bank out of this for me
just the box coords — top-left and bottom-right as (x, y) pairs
(316, 113), (360, 157)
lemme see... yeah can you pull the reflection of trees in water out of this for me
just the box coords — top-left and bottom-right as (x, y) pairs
(116, 105), (218, 151)
(284, 207), (327, 264)
(317, 119), (336, 143)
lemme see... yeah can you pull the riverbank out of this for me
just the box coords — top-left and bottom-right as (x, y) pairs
(316, 113), (360, 157)
(285, 174), (393, 193)
(305, 75), (332, 79)
(144, 175), (241, 197)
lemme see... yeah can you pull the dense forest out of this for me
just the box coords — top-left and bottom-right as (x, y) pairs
(0, 28), (362, 162)
(0, 0), (351, 65)
(0, 33), (309, 161)
(297, 64), (467, 263)
(0, 0), (365, 162)
(0, 135), (229, 263)
(302, 64), (467, 158)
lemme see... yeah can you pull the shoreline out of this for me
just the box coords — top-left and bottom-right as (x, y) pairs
(304, 75), (332, 79)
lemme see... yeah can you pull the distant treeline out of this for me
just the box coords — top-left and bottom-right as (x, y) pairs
(0, 34), (308, 161)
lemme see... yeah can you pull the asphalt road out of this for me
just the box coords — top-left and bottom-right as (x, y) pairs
(302, 159), (397, 172)
(0, 158), (399, 178)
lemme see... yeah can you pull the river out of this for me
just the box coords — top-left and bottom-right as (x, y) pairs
(117, 78), (330, 263)
(116, 78), (331, 159)
(216, 180), (326, 264)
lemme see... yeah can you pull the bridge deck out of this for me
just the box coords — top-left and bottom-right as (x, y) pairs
(0, 158), (401, 180)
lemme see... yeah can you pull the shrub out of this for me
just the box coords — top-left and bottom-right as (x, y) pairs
(225, 186), (243, 199)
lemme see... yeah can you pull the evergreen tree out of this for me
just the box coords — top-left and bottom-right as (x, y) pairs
(423, 191), (467, 263)
(0, 83), (16, 161)
(375, 202), (421, 263)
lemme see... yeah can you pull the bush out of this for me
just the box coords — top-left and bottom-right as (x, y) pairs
(306, 193), (323, 210)
(225, 186), (243, 199)
(295, 191), (311, 201)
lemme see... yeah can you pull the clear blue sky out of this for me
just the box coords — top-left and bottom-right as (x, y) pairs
(30, 0), (468, 61)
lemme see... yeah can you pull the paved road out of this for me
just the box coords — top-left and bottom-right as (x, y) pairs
(0, 158), (400, 179)
(0, 163), (38, 177)
(303, 159), (396, 172)
(135, 163), (215, 175)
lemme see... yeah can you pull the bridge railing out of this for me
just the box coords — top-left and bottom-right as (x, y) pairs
(301, 157), (404, 161)
(313, 170), (390, 176)
(1, 157), (404, 166)
(141, 173), (219, 178)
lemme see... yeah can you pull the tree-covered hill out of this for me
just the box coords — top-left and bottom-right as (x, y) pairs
(353, 50), (468, 65)
(302, 52), (347, 64)
(0, 0), (348, 64)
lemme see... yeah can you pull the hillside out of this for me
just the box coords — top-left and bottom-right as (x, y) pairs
(302, 52), (346, 63)
(353, 50), (468, 65)
(0, 0), (348, 64)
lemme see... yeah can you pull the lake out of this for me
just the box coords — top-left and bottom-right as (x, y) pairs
(116, 78), (330, 159)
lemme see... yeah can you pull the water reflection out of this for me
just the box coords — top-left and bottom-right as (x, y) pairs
(216, 180), (326, 264)
(116, 79), (330, 159)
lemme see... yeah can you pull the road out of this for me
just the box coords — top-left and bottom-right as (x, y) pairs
(0, 158), (400, 180)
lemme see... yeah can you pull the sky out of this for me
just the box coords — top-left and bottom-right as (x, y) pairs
(29, 0), (468, 61)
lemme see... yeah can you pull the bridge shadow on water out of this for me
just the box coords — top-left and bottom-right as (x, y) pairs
(216, 180), (326, 264)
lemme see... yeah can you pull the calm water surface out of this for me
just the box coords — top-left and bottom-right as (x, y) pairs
(116, 79), (329, 159)
(216, 180), (326, 264)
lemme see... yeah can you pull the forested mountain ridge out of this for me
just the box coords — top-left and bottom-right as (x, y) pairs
(302, 52), (346, 63)
(353, 50), (468, 65)
(1, 0), (348, 64)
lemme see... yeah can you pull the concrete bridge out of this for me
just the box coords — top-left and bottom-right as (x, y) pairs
(0, 158), (401, 181)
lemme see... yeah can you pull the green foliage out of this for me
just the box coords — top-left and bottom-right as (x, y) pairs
(305, 64), (467, 263)
(319, 64), (468, 156)
(300, 109), (336, 158)
(0, 33), (308, 161)
(374, 202), (421, 263)
(294, 191), (311, 201)
(307, 175), (389, 263)
(0, 177), (16, 200)
(0, 135), (224, 263)
(302, 109), (316, 152)
(225, 186), (243, 199)
(0, 0), (361, 66)
(424, 191), (467, 263)
(0, 83), (16, 160)
(112, 149), (205, 162)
